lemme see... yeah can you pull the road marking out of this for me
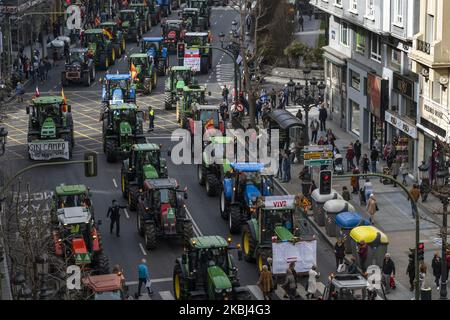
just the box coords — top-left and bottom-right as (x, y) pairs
(125, 277), (172, 286)
(139, 243), (147, 255)
(159, 291), (175, 300)
(214, 21), (217, 25)
(185, 206), (202, 236)
(247, 285), (264, 300)
(113, 178), (118, 188)
(124, 208), (130, 219)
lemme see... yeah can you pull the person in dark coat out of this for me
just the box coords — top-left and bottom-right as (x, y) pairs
(348, 257), (358, 274)
(341, 186), (351, 201)
(345, 143), (355, 172)
(431, 252), (442, 289)
(334, 239), (346, 270)
(353, 140), (362, 166)
(382, 253), (395, 293)
(318, 104), (328, 132)
(370, 147), (379, 173)
(106, 199), (127, 237)
(358, 240), (368, 272)
(406, 249), (416, 291)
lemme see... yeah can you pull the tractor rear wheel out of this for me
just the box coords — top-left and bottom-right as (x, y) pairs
(181, 220), (193, 247)
(90, 67), (96, 82)
(157, 59), (166, 76)
(205, 174), (220, 197)
(137, 207), (145, 237)
(242, 225), (256, 262)
(200, 58), (208, 74)
(83, 71), (90, 87)
(122, 38), (126, 52)
(143, 78), (152, 95)
(229, 205), (242, 234)
(105, 139), (117, 162)
(121, 170), (128, 199)
(219, 190), (229, 220)
(144, 222), (157, 250)
(197, 165), (206, 186)
(173, 264), (185, 300)
(94, 252), (110, 275)
(164, 91), (173, 110)
(128, 185), (139, 211)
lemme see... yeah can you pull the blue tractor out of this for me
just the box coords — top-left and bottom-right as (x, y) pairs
(157, 0), (172, 17)
(220, 163), (273, 234)
(141, 37), (169, 76)
(101, 74), (137, 106)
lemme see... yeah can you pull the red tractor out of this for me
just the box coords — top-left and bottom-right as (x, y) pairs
(187, 104), (225, 139)
(161, 19), (185, 53)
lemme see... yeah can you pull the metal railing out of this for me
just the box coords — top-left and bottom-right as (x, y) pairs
(417, 39), (431, 55)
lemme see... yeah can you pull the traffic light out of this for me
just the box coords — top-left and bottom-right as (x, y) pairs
(417, 242), (425, 261)
(84, 152), (98, 177)
(319, 170), (332, 195)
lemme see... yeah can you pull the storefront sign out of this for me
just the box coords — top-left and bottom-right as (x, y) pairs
(385, 112), (417, 139)
(393, 73), (414, 99)
(421, 102), (447, 132)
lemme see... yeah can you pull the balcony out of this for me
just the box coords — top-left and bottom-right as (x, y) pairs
(416, 39), (431, 55)
(409, 33), (450, 69)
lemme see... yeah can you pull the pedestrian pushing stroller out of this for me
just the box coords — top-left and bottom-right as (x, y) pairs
(334, 153), (344, 175)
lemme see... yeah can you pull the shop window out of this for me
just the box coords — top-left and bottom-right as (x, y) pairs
(390, 48), (401, 70)
(355, 28), (366, 54)
(350, 70), (361, 91)
(370, 33), (381, 62)
(350, 100), (360, 136)
(432, 81), (441, 104)
(405, 99), (417, 121)
(340, 22), (349, 47)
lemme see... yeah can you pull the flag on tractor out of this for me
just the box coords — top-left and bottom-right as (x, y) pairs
(204, 118), (214, 130)
(130, 63), (137, 80)
(95, 15), (101, 27)
(61, 88), (68, 112)
(102, 28), (113, 40)
(35, 86), (40, 97)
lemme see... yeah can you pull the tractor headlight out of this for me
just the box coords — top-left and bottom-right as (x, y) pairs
(92, 235), (97, 239)
(226, 288), (232, 293)
(215, 288), (222, 294)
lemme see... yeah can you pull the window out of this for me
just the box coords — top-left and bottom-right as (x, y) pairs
(350, 100), (360, 136)
(340, 22), (349, 46)
(394, 0), (403, 26)
(370, 33), (381, 62)
(391, 48), (401, 66)
(355, 28), (366, 54)
(350, 70), (361, 91)
(432, 81), (441, 104)
(350, 0), (357, 11)
(334, 0), (342, 6)
(426, 14), (435, 43)
(405, 99), (417, 120)
(366, 0), (375, 18)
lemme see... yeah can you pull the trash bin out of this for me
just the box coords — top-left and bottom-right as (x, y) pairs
(323, 200), (355, 237)
(349, 226), (389, 268)
(336, 212), (370, 254)
(311, 189), (342, 227)
(420, 287), (432, 300)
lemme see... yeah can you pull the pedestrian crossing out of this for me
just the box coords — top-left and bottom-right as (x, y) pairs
(215, 63), (235, 89)
(248, 280), (326, 300)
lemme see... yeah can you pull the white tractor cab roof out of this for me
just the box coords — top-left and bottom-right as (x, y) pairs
(57, 206), (92, 225)
(261, 195), (296, 210)
(193, 104), (219, 111)
(185, 32), (209, 37)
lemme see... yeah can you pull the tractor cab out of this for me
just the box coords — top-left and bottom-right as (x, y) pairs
(189, 104), (224, 136)
(119, 9), (137, 26)
(162, 20), (184, 47)
(27, 96), (69, 137)
(82, 273), (127, 300)
(177, 84), (208, 127)
(101, 74), (136, 105)
(188, 0), (211, 24)
(170, 66), (193, 93)
(105, 103), (142, 135)
(130, 143), (167, 181)
(129, 3), (147, 20)
(180, 8), (203, 31)
(99, 22), (119, 39)
(54, 184), (92, 209)
(67, 48), (88, 64)
(82, 29), (109, 54)
(142, 178), (180, 214)
(184, 32), (210, 47)
(174, 236), (249, 300)
(141, 37), (166, 58)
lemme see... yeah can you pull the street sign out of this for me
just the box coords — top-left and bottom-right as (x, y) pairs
(303, 145), (333, 153)
(304, 159), (333, 166)
(304, 151), (334, 160)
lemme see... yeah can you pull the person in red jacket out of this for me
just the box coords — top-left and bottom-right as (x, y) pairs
(358, 240), (368, 272)
(346, 143), (355, 172)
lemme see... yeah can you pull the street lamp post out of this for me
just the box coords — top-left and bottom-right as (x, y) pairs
(0, 126), (8, 156)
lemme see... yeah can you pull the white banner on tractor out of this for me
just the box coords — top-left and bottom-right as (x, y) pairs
(184, 48), (201, 72)
(272, 240), (317, 274)
(264, 195), (295, 209)
(28, 141), (69, 160)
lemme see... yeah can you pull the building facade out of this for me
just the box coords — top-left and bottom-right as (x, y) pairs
(409, 0), (450, 170)
(310, 0), (420, 174)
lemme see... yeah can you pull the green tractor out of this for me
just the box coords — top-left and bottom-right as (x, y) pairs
(82, 28), (116, 70)
(129, 3), (152, 32)
(121, 143), (168, 211)
(99, 21), (126, 57)
(173, 236), (250, 300)
(164, 66), (193, 110)
(177, 32), (212, 74)
(50, 184), (94, 226)
(50, 184), (109, 275)
(129, 53), (157, 94)
(100, 103), (146, 162)
(179, 7), (206, 32)
(176, 84), (208, 128)
(241, 195), (317, 273)
(26, 96), (74, 161)
(198, 136), (234, 197)
(147, 0), (162, 26)
(188, 0), (211, 28)
(119, 9), (144, 42)
(136, 178), (193, 249)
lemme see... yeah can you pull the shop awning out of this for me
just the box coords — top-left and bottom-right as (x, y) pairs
(267, 109), (304, 130)
(323, 46), (348, 66)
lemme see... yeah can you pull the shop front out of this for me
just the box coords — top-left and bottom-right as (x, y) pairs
(384, 111), (418, 174)
(367, 73), (389, 152)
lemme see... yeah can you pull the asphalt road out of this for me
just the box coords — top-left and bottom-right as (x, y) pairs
(0, 7), (337, 300)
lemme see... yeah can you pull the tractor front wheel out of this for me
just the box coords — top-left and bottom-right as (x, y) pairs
(205, 174), (220, 197)
(197, 165), (206, 186)
(144, 222), (157, 250)
(83, 71), (91, 87)
(181, 220), (193, 247)
(242, 225), (256, 262)
(94, 252), (110, 275)
(173, 264), (185, 300)
(229, 205), (241, 234)
(128, 185), (139, 211)
(157, 59), (166, 76)
(219, 190), (229, 220)
(143, 78), (152, 95)
(200, 58), (208, 74)
(164, 91), (173, 110)
(105, 139), (117, 162)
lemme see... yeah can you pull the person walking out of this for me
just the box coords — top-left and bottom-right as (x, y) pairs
(391, 159), (400, 187)
(298, 14), (304, 32)
(282, 266), (297, 300)
(15, 81), (24, 103)
(282, 150), (291, 183)
(358, 240), (368, 272)
(419, 262), (427, 289)
(409, 184), (420, 203)
(222, 85), (229, 106)
(294, 82), (302, 102)
(345, 143), (355, 172)
(360, 154), (369, 175)
(136, 258), (153, 297)
(381, 253), (395, 293)
(257, 265), (273, 300)
(106, 199), (126, 237)
(370, 147), (379, 173)
(351, 167), (360, 194)
(277, 150), (284, 179)
(283, 84), (290, 107)
(310, 119), (319, 143)
(334, 239), (346, 270)
(341, 186), (351, 201)
(305, 265), (319, 299)
(44, 57), (51, 80)
(353, 140), (362, 166)
(219, 102), (228, 122)
(270, 88), (277, 108)
(295, 108), (303, 122)
(431, 252), (442, 290)
(367, 194), (377, 225)
(147, 105), (155, 132)
(363, 178), (373, 204)
(318, 104), (328, 132)
(38, 60), (45, 83)
(400, 160), (409, 185)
